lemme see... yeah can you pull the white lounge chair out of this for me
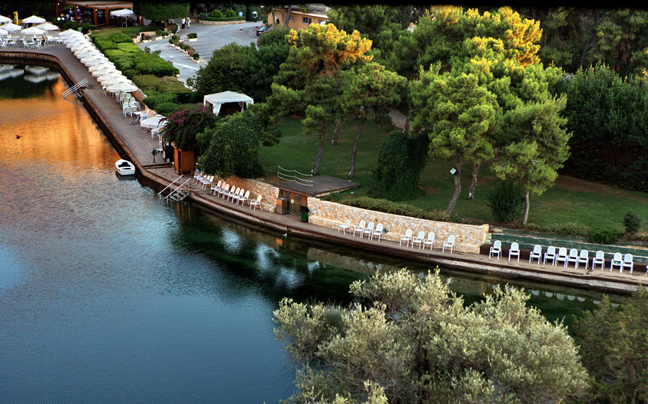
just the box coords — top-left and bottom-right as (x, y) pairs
(508, 242), (520, 262)
(554, 247), (568, 267)
(372, 223), (384, 241)
(529, 245), (542, 264)
(250, 195), (262, 211)
(412, 231), (426, 249)
(489, 240), (502, 259)
(610, 252), (623, 272)
(543, 246), (556, 265)
(353, 220), (366, 237)
(592, 250), (605, 270)
(576, 250), (589, 270)
(565, 248), (579, 268)
(423, 232), (435, 250)
(442, 235), (456, 253)
(400, 229), (412, 247)
(621, 253), (633, 274)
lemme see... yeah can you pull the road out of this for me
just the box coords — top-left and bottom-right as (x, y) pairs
(136, 21), (262, 86)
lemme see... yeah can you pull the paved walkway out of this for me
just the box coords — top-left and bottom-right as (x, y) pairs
(1, 43), (645, 295)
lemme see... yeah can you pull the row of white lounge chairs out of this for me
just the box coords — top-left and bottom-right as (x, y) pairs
(193, 173), (263, 210)
(489, 241), (642, 274)
(338, 220), (457, 253)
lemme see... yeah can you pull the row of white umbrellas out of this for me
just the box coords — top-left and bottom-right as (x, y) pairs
(1, 14), (61, 36)
(60, 29), (138, 93)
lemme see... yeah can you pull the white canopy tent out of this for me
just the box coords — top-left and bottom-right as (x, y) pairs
(111, 9), (135, 27)
(203, 91), (254, 116)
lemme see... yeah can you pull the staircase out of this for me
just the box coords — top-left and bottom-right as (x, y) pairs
(62, 78), (88, 99)
(159, 176), (192, 202)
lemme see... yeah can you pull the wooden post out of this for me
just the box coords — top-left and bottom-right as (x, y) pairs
(105, 8), (109, 26)
(93, 8), (97, 26)
(74, 6), (78, 22)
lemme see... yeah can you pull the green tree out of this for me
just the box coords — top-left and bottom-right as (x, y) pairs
(275, 269), (589, 404)
(132, 2), (189, 24)
(198, 110), (265, 179)
(339, 62), (406, 177)
(326, 5), (397, 48)
(573, 287), (648, 404)
(409, 64), (499, 215)
(491, 96), (571, 225)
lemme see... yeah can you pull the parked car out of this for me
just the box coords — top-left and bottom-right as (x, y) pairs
(256, 26), (269, 36)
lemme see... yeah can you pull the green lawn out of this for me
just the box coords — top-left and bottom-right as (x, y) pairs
(259, 117), (648, 232)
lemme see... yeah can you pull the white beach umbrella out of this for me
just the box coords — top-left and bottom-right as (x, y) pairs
(22, 15), (46, 24)
(83, 57), (110, 67)
(66, 38), (89, 48)
(89, 62), (115, 72)
(35, 22), (60, 31)
(20, 27), (45, 36)
(61, 28), (82, 37)
(3, 23), (22, 32)
(74, 48), (99, 57)
(99, 74), (130, 86)
(92, 66), (118, 77)
(0, 15), (11, 24)
(71, 43), (96, 52)
(107, 82), (137, 93)
(0, 28), (7, 36)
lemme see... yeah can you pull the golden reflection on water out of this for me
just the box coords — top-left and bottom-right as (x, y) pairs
(0, 70), (119, 173)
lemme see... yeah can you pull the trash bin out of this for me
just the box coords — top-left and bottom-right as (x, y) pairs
(276, 198), (288, 214)
(300, 206), (309, 222)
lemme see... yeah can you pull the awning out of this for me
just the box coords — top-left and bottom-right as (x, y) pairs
(203, 91), (254, 115)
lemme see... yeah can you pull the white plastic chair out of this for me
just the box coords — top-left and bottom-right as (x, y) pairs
(210, 180), (222, 196)
(218, 183), (230, 199)
(592, 251), (605, 270)
(442, 235), (456, 253)
(250, 195), (262, 211)
(372, 223), (383, 241)
(554, 247), (568, 267)
(610, 252), (623, 272)
(565, 248), (579, 268)
(621, 253), (633, 274)
(576, 250), (589, 270)
(353, 220), (366, 237)
(338, 221), (351, 234)
(508, 242), (520, 262)
(528, 245), (542, 264)
(400, 229), (412, 247)
(423, 232), (435, 250)
(363, 222), (375, 239)
(238, 190), (250, 206)
(489, 240), (502, 259)
(412, 231), (426, 249)
(543, 246), (556, 265)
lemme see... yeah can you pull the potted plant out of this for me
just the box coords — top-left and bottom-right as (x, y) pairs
(192, 52), (200, 62)
(188, 32), (197, 42)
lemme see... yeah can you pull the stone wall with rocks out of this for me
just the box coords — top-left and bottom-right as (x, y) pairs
(217, 176), (279, 212)
(307, 198), (489, 254)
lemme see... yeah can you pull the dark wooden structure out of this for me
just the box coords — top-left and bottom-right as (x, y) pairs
(274, 175), (359, 215)
(55, 1), (138, 27)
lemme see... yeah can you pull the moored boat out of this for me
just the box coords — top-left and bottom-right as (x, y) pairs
(115, 159), (135, 176)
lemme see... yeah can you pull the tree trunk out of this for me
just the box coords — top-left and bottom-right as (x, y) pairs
(283, 5), (292, 27)
(349, 117), (365, 177)
(445, 156), (463, 216)
(522, 188), (530, 225)
(312, 144), (324, 175)
(331, 119), (341, 146)
(468, 162), (480, 200)
(402, 100), (411, 134)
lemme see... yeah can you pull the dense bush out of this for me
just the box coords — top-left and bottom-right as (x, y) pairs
(162, 104), (219, 152)
(487, 180), (525, 223)
(198, 11), (242, 21)
(123, 26), (154, 38)
(587, 227), (622, 244)
(555, 64), (648, 191)
(624, 211), (641, 234)
(523, 222), (590, 238)
(369, 130), (429, 201)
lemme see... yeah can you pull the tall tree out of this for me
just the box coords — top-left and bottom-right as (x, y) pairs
(409, 64), (499, 215)
(339, 62), (406, 177)
(275, 269), (589, 404)
(491, 96), (571, 225)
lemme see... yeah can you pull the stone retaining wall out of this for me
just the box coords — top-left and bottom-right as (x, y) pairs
(216, 176), (279, 212)
(307, 199), (489, 254)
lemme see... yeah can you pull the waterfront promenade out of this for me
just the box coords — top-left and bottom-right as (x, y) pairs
(1, 42), (646, 295)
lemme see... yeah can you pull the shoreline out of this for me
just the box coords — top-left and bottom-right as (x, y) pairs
(2, 45), (645, 296)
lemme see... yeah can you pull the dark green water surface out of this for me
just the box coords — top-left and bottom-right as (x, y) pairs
(0, 64), (625, 404)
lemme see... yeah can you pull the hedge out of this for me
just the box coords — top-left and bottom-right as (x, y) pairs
(198, 12), (243, 22)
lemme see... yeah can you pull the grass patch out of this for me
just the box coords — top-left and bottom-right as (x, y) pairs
(260, 117), (648, 232)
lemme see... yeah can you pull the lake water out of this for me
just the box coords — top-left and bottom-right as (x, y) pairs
(0, 64), (620, 403)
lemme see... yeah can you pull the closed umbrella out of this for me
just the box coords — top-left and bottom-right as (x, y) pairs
(22, 15), (46, 24)
(3, 23), (22, 32)
(21, 27), (45, 36)
(107, 82), (137, 93)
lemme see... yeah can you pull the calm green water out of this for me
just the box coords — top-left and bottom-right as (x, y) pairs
(0, 63), (623, 404)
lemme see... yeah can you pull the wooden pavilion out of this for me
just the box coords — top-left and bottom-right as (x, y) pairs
(55, 1), (140, 27)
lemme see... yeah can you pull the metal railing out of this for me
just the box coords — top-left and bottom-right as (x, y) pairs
(277, 166), (313, 186)
(164, 177), (193, 201)
(62, 78), (88, 99)
(158, 175), (184, 196)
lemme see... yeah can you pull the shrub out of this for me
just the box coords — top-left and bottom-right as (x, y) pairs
(523, 222), (590, 238)
(225, 9), (236, 17)
(155, 30), (163, 36)
(155, 102), (183, 115)
(587, 227), (622, 244)
(117, 42), (141, 52)
(188, 32), (197, 39)
(487, 180), (525, 223)
(623, 211), (641, 234)
(212, 10), (223, 19)
(161, 31), (169, 37)
(108, 33), (133, 43)
(192, 52), (200, 60)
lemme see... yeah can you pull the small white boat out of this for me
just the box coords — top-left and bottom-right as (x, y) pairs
(115, 159), (135, 176)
